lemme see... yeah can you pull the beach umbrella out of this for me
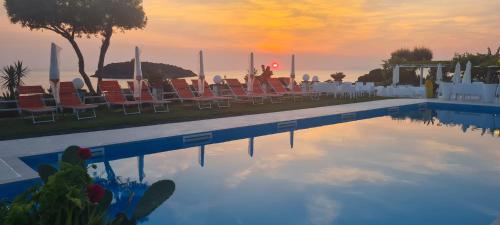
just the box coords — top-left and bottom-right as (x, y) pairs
(392, 65), (399, 86)
(453, 62), (461, 84)
(289, 54), (296, 89)
(198, 50), (205, 95)
(49, 43), (62, 104)
(247, 52), (255, 93)
(436, 64), (443, 83)
(419, 67), (424, 87)
(462, 61), (472, 84)
(133, 46), (143, 99)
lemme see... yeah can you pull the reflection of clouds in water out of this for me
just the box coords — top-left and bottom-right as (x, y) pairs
(224, 115), (499, 188)
(223, 137), (326, 188)
(491, 218), (500, 225)
(298, 117), (499, 173)
(304, 167), (391, 186)
(225, 168), (252, 188)
(167, 200), (216, 225)
(307, 194), (340, 225)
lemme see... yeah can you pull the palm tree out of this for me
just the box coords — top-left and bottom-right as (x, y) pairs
(1, 61), (29, 99)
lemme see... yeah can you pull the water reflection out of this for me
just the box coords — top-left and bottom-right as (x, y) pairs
(248, 137), (254, 157)
(95, 156), (149, 220)
(198, 145), (205, 167)
(391, 109), (500, 137)
(90, 108), (500, 225)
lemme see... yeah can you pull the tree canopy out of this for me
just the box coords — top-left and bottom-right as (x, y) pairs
(451, 47), (500, 83)
(4, 0), (147, 94)
(98, 61), (196, 86)
(4, 0), (102, 35)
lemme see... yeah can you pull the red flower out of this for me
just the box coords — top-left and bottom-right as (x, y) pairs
(78, 147), (92, 160)
(87, 184), (105, 203)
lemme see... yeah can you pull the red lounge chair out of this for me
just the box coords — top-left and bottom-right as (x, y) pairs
(225, 78), (272, 104)
(268, 78), (304, 102)
(252, 79), (283, 103)
(59, 82), (98, 120)
(127, 81), (170, 113)
(191, 79), (231, 108)
(18, 85), (56, 124)
(169, 79), (215, 109)
(99, 80), (141, 115)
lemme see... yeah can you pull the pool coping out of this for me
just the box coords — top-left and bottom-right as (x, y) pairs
(0, 98), (498, 186)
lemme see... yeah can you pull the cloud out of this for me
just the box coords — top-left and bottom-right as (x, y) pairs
(303, 167), (391, 186)
(307, 194), (341, 225)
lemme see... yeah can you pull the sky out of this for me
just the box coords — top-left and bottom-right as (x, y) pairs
(0, 0), (499, 74)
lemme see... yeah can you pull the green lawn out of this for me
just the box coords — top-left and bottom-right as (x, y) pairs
(0, 96), (386, 140)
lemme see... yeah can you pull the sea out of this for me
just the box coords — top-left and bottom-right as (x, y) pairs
(1, 69), (369, 92)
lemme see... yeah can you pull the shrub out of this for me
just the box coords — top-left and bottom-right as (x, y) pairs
(1, 146), (175, 225)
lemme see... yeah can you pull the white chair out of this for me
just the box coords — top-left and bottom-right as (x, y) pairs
(437, 83), (452, 100)
(365, 82), (376, 96)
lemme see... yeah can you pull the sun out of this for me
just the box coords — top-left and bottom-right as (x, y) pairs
(271, 62), (279, 69)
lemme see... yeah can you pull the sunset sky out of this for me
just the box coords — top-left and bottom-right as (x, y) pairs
(0, 0), (499, 73)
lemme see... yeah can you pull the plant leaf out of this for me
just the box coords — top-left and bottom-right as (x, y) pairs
(37, 164), (57, 183)
(132, 180), (175, 219)
(97, 189), (113, 212)
(61, 145), (81, 165)
(112, 213), (136, 225)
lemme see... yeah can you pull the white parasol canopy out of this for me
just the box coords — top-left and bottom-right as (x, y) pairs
(133, 46), (143, 98)
(198, 50), (205, 95)
(49, 43), (62, 104)
(392, 65), (399, 86)
(436, 64), (443, 83)
(462, 61), (472, 84)
(453, 62), (461, 84)
(290, 54), (296, 89)
(247, 52), (255, 93)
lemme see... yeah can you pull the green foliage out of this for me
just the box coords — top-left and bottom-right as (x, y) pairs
(1, 61), (28, 99)
(4, 0), (148, 95)
(357, 69), (388, 84)
(62, 145), (85, 166)
(365, 46), (434, 85)
(387, 47), (433, 65)
(1, 145), (175, 225)
(37, 164), (57, 183)
(132, 180), (175, 219)
(330, 72), (346, 82)
(450, 47), (500, 83)
(1, 91), (15, 100)
(0, 200), (8, 224)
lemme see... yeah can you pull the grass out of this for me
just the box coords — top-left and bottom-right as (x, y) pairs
(0, 96), (387, 140)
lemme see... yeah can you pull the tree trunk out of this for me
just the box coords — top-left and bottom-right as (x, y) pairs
(95, 27), (113, 95)
(66, 36), (97, 95)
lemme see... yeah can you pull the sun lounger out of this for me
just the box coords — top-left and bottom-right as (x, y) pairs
(58, 82), (98, 120)
(224, 78), (265, 104)
(268, 78), (305, 102)
(191, 79), (231, 108)
(98, 80), (141, 115)
(169, 79), (219, 109)
(18, 85), (56, 124)
(251, 79), (283, 103)
(127, 81), (170, 113)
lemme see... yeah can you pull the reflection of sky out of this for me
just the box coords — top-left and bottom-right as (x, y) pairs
(91, 111), (500, 225)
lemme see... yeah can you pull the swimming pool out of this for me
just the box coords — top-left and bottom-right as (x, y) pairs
(6, 103), (500, 224)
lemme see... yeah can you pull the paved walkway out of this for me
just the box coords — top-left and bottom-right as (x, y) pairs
(0, 98), (497, 185)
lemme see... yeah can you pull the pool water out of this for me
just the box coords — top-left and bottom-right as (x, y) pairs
(84, 108), (500, 225)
